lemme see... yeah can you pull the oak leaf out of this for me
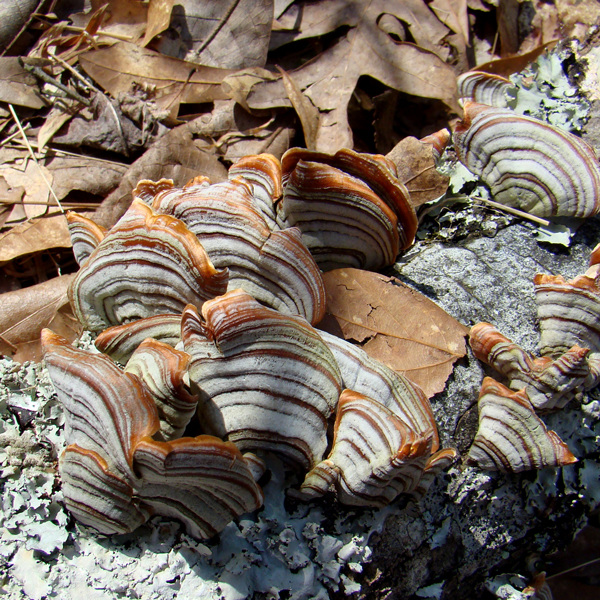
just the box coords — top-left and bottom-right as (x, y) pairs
(153, 0), (273, 69)
(0, 274), (80, 363)
(321, 268), (468, 397)
(246, 0), (460, 152)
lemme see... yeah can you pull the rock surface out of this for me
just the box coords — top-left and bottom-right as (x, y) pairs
(361, 218), (600, 599)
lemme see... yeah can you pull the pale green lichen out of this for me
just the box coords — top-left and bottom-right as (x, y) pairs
(507, 44), (590, 132)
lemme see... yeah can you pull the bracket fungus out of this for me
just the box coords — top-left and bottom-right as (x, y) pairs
(182, 289), (342, 470)
(535, 269), (600, 361)
(318, 329), (439, 447)
(41, 329), (264, 538)
(227, 152), (282, 229)
(466, 243), (600, 472)
(124, 339), (198, 441)
(456, 71), (511, 108)
(299, 389), (456, 507)
(470, 322), (592, 411)
(280, 148), (418, 271)
(94, 313), (182, 364)
(466, 378), (577, 472)
(453, 101), (600, 218)
(65, 212), (107, 267)
(68, 199), (228, 333)
(150, 175), (326, 325)
(469, 254), (600, 410)
(43, 150), (461, 540)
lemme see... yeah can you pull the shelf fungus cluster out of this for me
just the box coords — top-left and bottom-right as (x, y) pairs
(451, 101), (600, 218)
(466, 246), (600, 472)
(42, 150), (455, 539)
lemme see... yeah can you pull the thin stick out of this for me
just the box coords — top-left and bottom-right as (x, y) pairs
(0, 124), (31, 147)
(0, 199), (98, 208)
(546, 557), (600, 580)
(19, 58), (90, 106)
(40, 146), (127, 167)
(473, 196), (551, 227)
(61, 25), (133, 42)
(8, 104), (64, 213)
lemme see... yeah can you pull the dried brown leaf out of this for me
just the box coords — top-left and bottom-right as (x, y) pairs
(429, 0), (469, 46)
(247, 1), (460, 152)
(474, 42), (558, 77)
(141, 0), (175, 46)
(0, 0), (39, 54)
(277, 66), (319, 150)
(321, 268), (468, 398)
(0, 214), (71, 263)
(555, 0), (600, 39)
(29, 6), (109, 63)
(189, 99), (294, 162)
(0, 57), (45, 109)
(79, 42), (234, 120)
(51, 93), (164, 156)
(0, 274), (80, 363)
(387, 136), (449, 206)
(152, 0), (273, 69)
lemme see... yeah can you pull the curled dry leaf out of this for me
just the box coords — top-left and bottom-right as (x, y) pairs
(386, 135), (450, 206)
(141, 0), (175, 47)
(0, 214), (71, 263)
(471, 42), (558, 77)
(79, 42), (235, 122)
(321, 268), (468, 397)
(277, 66), (319, 151)
(0, 274), (80, 363)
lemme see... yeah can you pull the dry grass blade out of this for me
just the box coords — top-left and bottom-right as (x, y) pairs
(8, 104), (63, 213)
